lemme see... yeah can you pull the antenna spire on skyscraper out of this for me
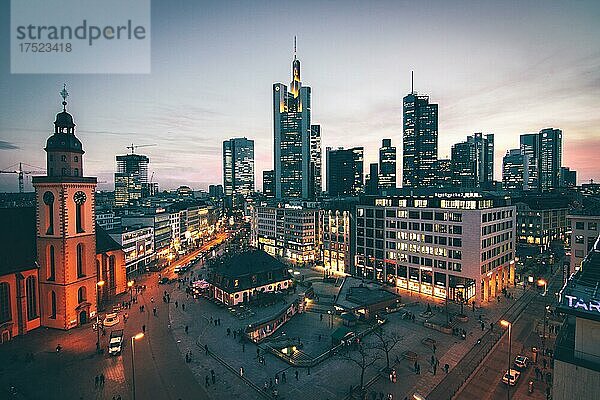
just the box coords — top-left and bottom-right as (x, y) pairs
(411, 71), (414, 94)
(294, 36), (297, 60)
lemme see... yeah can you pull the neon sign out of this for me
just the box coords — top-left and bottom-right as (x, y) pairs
(564, 294), (600, 313)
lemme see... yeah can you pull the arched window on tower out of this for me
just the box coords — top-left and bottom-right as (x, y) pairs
(26, 276), (38, 320)
(0, 282), (11, 323)
(77, 286), (87, 303)
(74, 168), (79, 177)
(48, 245), (55, 281)
(49, 291), (57, 319)
(74, 191), (87, 233)
(43, 191), (55, 235)
(77, 243), (85, 278)
(61, 155), (67, 162)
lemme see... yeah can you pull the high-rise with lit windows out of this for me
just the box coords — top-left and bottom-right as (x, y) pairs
(274, 40), (319, 200)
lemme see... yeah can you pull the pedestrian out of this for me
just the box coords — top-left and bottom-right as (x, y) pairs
(433, 344), (436, 353)
(320, 314), (323, 321)
(175, 301), (179, 308)
(490, 322), (494, 332)
(100, 373), (105, 385)
(205, 344), (209, 355)
(95, 375), (99, 388)
(182, 304), (185, 311)
(185, 325), (189, 334)
(481, 322), (485, 331)
(153, 307), (157, 316)
(142, 324), (146, 333)
(242, 343), (245, 352)
(414, 361), (418, 372)
(151, 297), (154, 303)
(444, 363), (449, 374)
(205, 375), (210, 387)
(211, 369), (216, 384)
(275, 373), (279, 385)
(295, 370), (299, 380)
(240, 366), (244, 377)
(431, 355), (435, 366)
(227, 328), (231, 336)
(433, 363), (437, 375)
(282, 371), (286, 383)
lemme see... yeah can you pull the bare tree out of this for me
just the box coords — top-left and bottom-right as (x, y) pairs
(373, 327), (404, 369)
(342, 341), (379, 395)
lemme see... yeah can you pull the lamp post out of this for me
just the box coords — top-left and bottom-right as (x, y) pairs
(537, 279), (547, 296)
(131, 332), (144, 400)
(542, 305), (550, 349)
(128, 280), (134, 303)
(328, 310), (332, 329)
(500, 320), (512, 400)
(95, 280), (105, 352)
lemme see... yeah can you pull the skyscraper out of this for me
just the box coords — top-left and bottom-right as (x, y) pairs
(325, 146), (364, 197)
(539, 128), (562, 191)
(450, 133), (494, 188)
(310, 124), (322, 196)
(520, 133), (539, 190)
(502, 149), (530, 191)
(403, 85), (438, 188)
(365, 163), (379, 195)
(273, 39), (318, 200)
(378, 139), (396, 190)
(263, 170), (275, 198)
(223, 137), (255, 208)
(114, 153), (149, 207)
(559, 167), (576, 188)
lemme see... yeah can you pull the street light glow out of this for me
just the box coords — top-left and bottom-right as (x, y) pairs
(128, 280), (134, 287)
(500, 319), (511, 328)
(537, 279), (547, 286)
(133, 332), (144, 340)
(97, 280), (105, 287)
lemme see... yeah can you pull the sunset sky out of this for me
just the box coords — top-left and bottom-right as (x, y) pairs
(1, 0), (599, 192)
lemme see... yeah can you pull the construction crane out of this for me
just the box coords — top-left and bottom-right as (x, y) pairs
(126, 143), (156, 154)
(0, 162), (46, 193)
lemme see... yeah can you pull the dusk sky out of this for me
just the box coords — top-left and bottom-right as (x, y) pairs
(1, 0), (599, 192)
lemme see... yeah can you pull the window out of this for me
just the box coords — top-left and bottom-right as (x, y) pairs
(74, 156), (78, 162)
(43, 191), (55, 234)
(26, 276), (38, 320)
(575, 221), (584, 230)
(48, 245), (56, 280)
(109, 256), (116, 290)
(74, 191), (87, 233)
(61, 155), (67, 162)
(575, 235), (585, 244)
(49, 291), (57, 319)
(0, 283), (11, 323)
(589, 222), (598, 231)
(78, 287), (87, 303)
(74, 168), (79, 177)
(77, 243), (85, 277)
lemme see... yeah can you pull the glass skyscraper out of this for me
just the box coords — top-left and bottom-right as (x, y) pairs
(223, 137), (255, 208)
(402, 91), (438, 188)
(378, 138), (396, 190)
(325, 146), (364, 197)
(273, 45), (320, 200)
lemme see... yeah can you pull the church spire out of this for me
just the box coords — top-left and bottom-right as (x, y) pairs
(60, 83), (69, 111)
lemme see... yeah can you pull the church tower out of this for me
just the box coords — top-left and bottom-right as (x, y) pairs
(33, 86), (98, 330)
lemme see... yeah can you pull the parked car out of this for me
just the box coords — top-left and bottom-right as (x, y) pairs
(514, 355), (529, 370)
(502, 369), (521, 386)
(173, 265), (182, 274)
(103, 313), (120, 327)
(108, 329), (124, 356)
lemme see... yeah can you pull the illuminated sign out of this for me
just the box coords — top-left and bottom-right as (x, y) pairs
(564, 294), (600, 313)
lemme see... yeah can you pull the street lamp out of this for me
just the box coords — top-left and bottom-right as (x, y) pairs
(500, 320), (512, 399)
(131, 332), (144, 400)
(128, 280), (134, 303)
(328, 310), (333, 328)
(542, 305), (550, 349)
(537, 279), (547, 296)
(95, 280), (105, 352)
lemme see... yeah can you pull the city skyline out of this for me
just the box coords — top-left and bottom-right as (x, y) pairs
(1, 1), (600, 192)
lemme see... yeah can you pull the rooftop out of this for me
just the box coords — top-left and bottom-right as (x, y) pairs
(212, 249), (288, 278)
(558, 234), (600, 322)
(335, 276), (400, 310)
